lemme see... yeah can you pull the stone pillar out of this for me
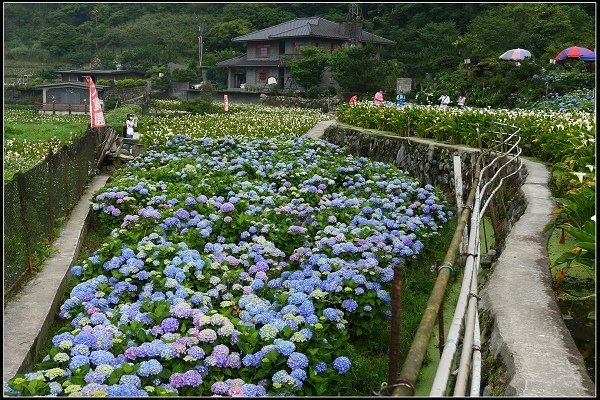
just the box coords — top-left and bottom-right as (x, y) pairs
(228, 69), (234, 89)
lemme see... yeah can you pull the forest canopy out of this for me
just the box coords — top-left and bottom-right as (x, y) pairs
(3, 2), (595, 78)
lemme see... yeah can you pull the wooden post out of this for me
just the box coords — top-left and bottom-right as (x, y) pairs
(16, 172), (34, 272)
(387, 263), (404, 393)
(63, 148), (70, 209)
(46, 150), (55, 240)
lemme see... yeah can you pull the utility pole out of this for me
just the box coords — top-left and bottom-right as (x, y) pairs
(197, 16), (205, 82)
(347, 3), (362, 47)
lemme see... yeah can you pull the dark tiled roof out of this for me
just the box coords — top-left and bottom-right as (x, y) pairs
(217, 55), (282, 67)
(232, 17), (395, 45)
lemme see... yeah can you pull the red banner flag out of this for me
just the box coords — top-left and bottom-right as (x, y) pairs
(224, 94), (229, 112)
(83, 75), (106, 128)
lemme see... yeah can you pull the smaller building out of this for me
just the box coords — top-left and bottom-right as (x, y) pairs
(35, 82), (107, 114)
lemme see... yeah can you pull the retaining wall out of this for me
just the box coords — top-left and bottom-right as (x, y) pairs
(322, 123), (528, 252)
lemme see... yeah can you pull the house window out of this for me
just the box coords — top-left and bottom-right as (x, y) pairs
(256, 44), (270, 58)
(256, 69), (268, 83)
(293, 42), (305, 53)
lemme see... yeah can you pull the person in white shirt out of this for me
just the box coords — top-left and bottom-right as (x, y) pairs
(438, 91), (450, 109)
(457, 94), (466, 108)
(123, 113), (137, 152)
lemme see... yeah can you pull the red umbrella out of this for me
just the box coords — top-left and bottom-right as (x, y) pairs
(554, 46), (595, 61)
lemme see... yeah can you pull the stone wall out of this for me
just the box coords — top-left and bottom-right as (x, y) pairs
(103, 84), (149, 104)
(322, 123), (528, 252)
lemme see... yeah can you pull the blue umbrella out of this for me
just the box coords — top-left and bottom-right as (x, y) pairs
(580, 52), (596, 62)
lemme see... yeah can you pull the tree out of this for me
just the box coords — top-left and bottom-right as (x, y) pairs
(329, 44), (395, 94)
(286, 46), (330, 92)
(205, 19), (254, 52)
(456, 4), (595, 63)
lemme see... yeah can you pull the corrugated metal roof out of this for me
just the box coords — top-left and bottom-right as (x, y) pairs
(54, 69), (144, 74)
(36, 82), (108, 89)
(232, 17), (394, 45)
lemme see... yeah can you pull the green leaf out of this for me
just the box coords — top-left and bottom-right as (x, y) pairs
(159, 368), (172, 379)
(123, 363), (134, 374)
(560, 224), (595, 243)
(587, 311), (595, 320)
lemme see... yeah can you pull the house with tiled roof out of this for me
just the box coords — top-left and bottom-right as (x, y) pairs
(217, 17), (395, 91)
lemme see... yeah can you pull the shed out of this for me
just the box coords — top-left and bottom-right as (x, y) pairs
(35, 81), (107, 114)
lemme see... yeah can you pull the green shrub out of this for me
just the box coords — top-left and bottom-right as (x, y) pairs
(180, 98), (223, 114)
(115, 79), (147, 88)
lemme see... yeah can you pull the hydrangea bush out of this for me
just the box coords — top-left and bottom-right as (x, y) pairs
(5, 135), (452, 397)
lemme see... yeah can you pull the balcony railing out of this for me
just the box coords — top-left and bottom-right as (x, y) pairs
(34, 103), (90, 115)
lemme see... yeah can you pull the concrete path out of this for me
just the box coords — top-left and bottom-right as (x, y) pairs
(3, 174), (110, 384)
(479, 158), (595, 396)
(306, 119), (336, 139)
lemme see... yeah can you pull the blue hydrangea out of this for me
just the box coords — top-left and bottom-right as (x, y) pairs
(287, 352), (309, 370)
(333, 356), (352, 373)
(273, 339), (295, 356)
(137, 359), (163, 377)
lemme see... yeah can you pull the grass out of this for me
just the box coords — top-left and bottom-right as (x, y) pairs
(4, 122), (87, 142)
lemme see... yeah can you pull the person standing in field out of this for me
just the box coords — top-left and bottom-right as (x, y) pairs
(373, 89), (384, 106)
(396, 91), (406, 106)
(123, 113), (137, 153)
(438, 91), (450, 109)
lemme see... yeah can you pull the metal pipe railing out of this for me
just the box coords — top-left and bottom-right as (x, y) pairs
(470, 312), (482, 397)
(390, 155), (483, 396)
(388, 121), (522, 397)
(430, 122), (522, 396)
(430, 183), (483, 396)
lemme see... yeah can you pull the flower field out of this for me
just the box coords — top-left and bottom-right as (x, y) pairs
(142, 102), (330, 144)
(5, 134), (452, 397)
(336, 101), (596, 321)
(4, 108), (89, 183)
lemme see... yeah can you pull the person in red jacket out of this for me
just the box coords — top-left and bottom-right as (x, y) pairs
(348, 95), (358, 105)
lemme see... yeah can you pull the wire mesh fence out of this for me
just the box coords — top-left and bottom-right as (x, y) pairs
(3, 127), (112, 295)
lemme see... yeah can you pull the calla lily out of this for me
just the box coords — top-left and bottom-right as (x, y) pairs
(572, 172), (586, 183)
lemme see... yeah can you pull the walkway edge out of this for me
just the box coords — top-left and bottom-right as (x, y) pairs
(3, 174), (111, 384)
(479, 158), (595, 396)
